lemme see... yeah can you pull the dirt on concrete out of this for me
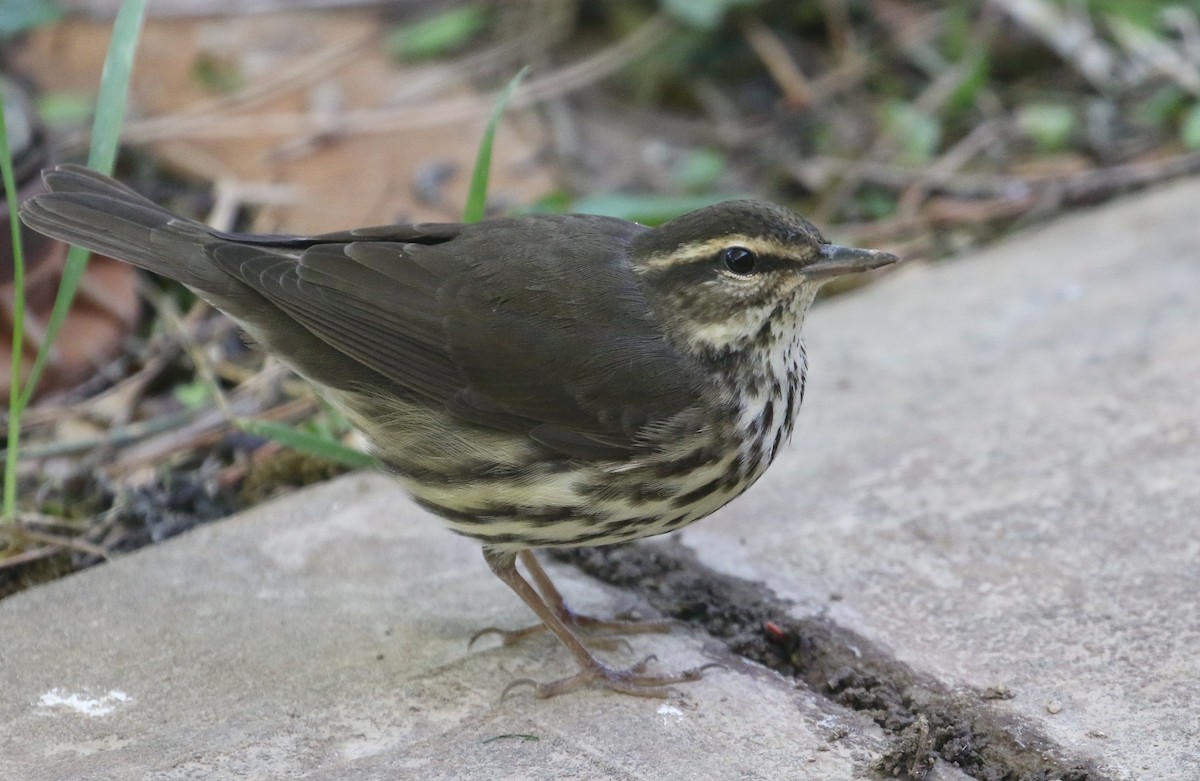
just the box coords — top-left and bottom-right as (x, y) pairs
(554, 541), (1103, 781)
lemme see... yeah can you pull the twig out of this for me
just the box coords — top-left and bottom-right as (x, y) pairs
(60, 0), (393, 19)
(11, 410), (196, 460)
(15, 524), (113, 561)
(207, 179), (301, 233)
(794, 148), (1200, 205)
(740, 16), (813, 108)
(114, 15), (674, 143)
(106, 393), (317, 476)
(819, 0), (856, 61)
(1108, 14), (1200, 96)
(989, 0), (1119, 90)
(0, 544), (59, 570)
(897, 120), (1005, 217)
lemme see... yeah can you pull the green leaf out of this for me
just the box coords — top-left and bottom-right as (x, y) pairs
(1, 84), (29, 520)
(192, 54), (244, 94)
(856, 188), (899, 220)
(1135, 84), (1186, 130)
(941, 2), (973, 61)
(173, 381), (214, 411)
(882, 101), (941, 163)
(386, 5), (490, 62)
(944, 52), (990, 118)
(0, 0), (62, 35)
(661, 0), (763, 30)
(1092, 0), (1168, 31)
(570, 192), (750, 225)
(672, 149), (726, 192)
(463, 66), (529, 224)
(1182, 102), (1200, 150)
(36, 91), (96, 128)
(236, 419), (381, 471)
(1017, 103), (1076, 152)
(482, 733), (540, 744)
(523, 190), (573, 214)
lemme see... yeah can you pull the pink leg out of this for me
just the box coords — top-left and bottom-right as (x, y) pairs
(471, 549), (677, 649)
(483, 548), (709, 698)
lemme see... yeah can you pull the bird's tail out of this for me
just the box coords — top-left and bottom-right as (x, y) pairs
(19, 164), (225, 291)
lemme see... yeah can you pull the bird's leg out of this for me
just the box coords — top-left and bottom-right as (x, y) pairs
(482, 548), (707, 698)
(520, 550), (679, 634)
(470, 549), (677, 649)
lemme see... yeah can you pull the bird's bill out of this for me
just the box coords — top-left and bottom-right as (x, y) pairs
(803, 244), (899, 280)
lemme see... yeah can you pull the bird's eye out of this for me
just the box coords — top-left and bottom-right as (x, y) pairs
(720, 246), (757, 276)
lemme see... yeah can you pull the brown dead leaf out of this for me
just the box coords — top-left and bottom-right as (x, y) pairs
(17, 10), (556, 232)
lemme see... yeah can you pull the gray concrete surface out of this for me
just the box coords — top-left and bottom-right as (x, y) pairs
(3, 178), (1198, 780)
(683, 177), (1200, 779)
(2, 475), (891, 780)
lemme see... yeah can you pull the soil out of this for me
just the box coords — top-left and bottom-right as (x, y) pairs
(554, 541), (1102, 781)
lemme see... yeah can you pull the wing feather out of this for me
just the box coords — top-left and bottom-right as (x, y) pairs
(208, 214), (705, 458)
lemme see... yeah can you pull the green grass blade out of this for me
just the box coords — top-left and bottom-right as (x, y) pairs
(235, 418), (382, 471)
(1, 96), (28, 520)
(17, 0), (148, 410)
(86, 0), (148, 174)
(462, 66), (529, 224)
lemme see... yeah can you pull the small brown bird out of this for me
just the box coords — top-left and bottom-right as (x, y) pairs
(21, 165), (897, 697)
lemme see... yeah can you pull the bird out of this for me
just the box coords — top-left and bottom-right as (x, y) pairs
(21, 164), (898, 698)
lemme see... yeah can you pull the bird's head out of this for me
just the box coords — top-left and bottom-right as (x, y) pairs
(630, 200), (898, 360)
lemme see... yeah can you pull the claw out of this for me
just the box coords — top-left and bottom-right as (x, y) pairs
(499, 655), (715, 699)
(539, 659), (708, 699)
(600, 636), (634, 654)
(468, 627), (500, 650)
(469, 624), (546, 649)
(470, 616), (674, 651)
(630, 653), (658, 674)
(472, 622), (634, 652)
(500, 678), (539, 701)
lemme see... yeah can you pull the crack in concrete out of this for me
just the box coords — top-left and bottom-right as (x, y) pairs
(553, 542), (1109, 781)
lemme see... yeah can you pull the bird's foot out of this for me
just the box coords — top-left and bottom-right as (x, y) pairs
(482, 548), (712, 698)
(470, 610), (678, 650)
(502, 655), (721, 699)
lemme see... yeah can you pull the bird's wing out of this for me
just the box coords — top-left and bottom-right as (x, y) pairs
(208, 214), (705, 458)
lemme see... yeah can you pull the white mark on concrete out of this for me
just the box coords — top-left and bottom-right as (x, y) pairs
(657, 703), (684, 718)
(38, 688), (132, 717)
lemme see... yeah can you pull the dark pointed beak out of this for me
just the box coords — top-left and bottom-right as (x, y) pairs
(803, 243), (900, 280)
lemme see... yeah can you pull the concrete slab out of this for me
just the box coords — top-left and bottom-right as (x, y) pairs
(682, 178), (1200, 779)
(1, 474), (890, 780)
